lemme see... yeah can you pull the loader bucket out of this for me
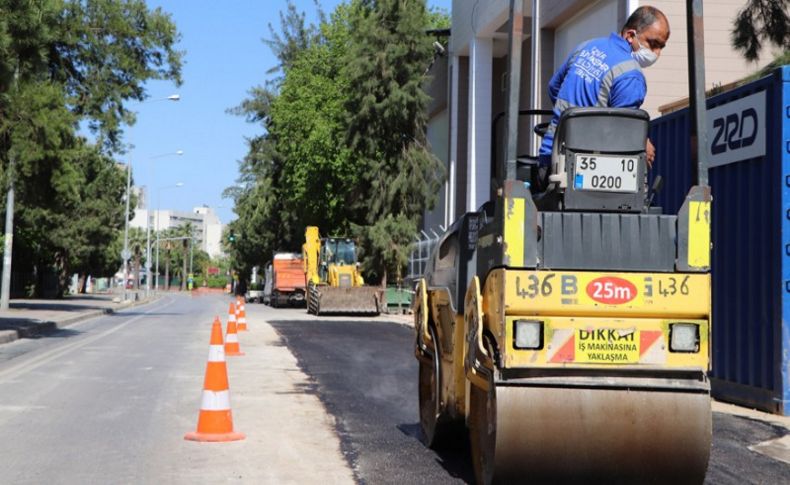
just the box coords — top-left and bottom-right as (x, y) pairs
(308, 285), (382, 316)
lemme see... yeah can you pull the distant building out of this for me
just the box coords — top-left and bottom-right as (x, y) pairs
(193, 206), (224, 258)
(130, 205), (225, 259)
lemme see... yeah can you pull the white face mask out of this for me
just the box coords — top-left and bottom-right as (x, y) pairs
(631, 36), (658, 68)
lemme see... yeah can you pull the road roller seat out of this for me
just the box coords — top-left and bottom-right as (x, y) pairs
(549, 107), (650, 212)
(425, 211), (482, 314)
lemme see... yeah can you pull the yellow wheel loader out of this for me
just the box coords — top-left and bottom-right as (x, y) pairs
(303, 226), (382, 315)
(414, 2), (713, 483)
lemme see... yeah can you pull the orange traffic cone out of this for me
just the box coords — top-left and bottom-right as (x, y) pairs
(237, 301), (248, 332)
(227, 302), (237, 328)
(185, 317), (245, 442)
(225, 313), (244, 357)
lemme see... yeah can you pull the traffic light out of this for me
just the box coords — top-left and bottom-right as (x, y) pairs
(228, 231), (236, 243)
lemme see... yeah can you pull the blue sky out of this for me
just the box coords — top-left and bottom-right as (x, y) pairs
(133, 0), (452, 226)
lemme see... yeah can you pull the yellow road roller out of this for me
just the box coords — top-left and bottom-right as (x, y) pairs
(414, 2), (712, 483)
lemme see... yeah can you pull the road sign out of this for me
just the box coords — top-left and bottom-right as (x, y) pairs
(121, 249), (132, 260)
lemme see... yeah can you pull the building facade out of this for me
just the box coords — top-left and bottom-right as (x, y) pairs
(130, 206), (225, 259)
(422, 0), (773, 232)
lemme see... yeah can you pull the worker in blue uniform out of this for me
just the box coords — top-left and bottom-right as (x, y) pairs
(539, 6), (670, 171)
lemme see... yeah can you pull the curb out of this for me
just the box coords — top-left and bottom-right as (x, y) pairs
(0, 296), (160, 346)
(0, 329), (17, 345)
(379, 313), (413, 328)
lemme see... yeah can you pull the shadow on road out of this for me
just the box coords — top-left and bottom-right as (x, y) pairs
(0, 319), (84, 340)
(397, 422), (475, 483)
(8, 301), (108, 312)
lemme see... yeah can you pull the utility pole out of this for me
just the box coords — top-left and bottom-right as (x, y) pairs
(121, 161), (132, 301)
(189, 237), (194, 277)
(1, 151), (16, 310)
(1, 65), (20, 310)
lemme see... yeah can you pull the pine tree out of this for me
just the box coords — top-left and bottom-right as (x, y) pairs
(732, 0), (789, 61)
(344, 0), (445, 284)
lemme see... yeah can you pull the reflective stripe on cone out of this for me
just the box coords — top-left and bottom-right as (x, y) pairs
(185, 316), (245, 442)
(225, 314), (244, 357)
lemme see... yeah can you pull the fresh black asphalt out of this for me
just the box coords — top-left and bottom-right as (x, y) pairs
(271, 317), (790, 485)
(270, 319), (473, 484)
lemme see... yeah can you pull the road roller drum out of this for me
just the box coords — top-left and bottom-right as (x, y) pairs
(469, 384), (711, 484)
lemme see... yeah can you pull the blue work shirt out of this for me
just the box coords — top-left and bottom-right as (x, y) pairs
(539, 33), (646, 161)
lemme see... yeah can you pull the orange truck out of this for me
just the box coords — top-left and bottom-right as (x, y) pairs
(265, 252), (306, 308)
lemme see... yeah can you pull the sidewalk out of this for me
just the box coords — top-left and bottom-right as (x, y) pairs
(176, 307), (356, 484)
(0, 291), (151, 344)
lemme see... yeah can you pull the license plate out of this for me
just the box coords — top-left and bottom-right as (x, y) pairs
(573, 155), (638, 193)
(574, 328), (640, 364)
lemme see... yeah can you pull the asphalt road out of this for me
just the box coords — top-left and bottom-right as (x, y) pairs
(0, 294), (210, 483)
(0, 294), (354, 484)
(269, 317), (472, 484)
(269, 313), (790, 485)
(1, 294), (787, 484)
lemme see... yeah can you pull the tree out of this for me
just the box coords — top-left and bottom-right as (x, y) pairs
(0, 0), (183, 151)
(67, 146), (129, 291)
(129, 227), (147, 290)
(354, 213), (415, 286)
(156, 223), (193, 291)
(268, 4), (358, 234)
(344, 0), (445, 284)
(176, 222), (195, 290)
(191, 248), (210, 277)
(732, 0), (790, 61)
(226, 1), (326, 275)
(0, 0), (182, 297)
(262, 0), (322, 78)
(228, 1), (447, 284)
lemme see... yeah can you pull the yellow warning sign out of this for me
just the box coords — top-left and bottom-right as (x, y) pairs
(574, 328), (640, 364)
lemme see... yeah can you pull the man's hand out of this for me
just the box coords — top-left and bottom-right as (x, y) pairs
(646, 138), (655, 168)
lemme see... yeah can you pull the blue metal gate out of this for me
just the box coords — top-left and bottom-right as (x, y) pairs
(650, 66), (790, 414)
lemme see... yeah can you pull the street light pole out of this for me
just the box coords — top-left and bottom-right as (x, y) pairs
(145, 150), (183, 297)
(1, 65), (19, 310)
(122, 94), (179, 300)
(121, 161), (132, 301)
(189, 236), (194, 276)
(1, 150), (16, 310)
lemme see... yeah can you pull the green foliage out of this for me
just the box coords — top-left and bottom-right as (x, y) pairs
(343, 0), (445, 283)
(0, 0), (182, 296)
(190, 249), (210, 275)
(155, 222), (195, 290)
(269, 4), (358, 233)
(426, 6), (451, 30)
(262, 0), (322, 78)
(354, 213), (416, 285)
(0, 0), (183, 151)
(205, 275), (229, 289)
(224, 1), (330, 275)
(732, 0), (790, 61)
(228, 0), (446, 285)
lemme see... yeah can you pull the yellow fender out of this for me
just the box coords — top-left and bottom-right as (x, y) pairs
(413, 279), (434, 359)
(464, 276), (494, 391)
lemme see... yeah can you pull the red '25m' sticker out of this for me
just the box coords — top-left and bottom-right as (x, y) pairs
(586, 277), (637, 305)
